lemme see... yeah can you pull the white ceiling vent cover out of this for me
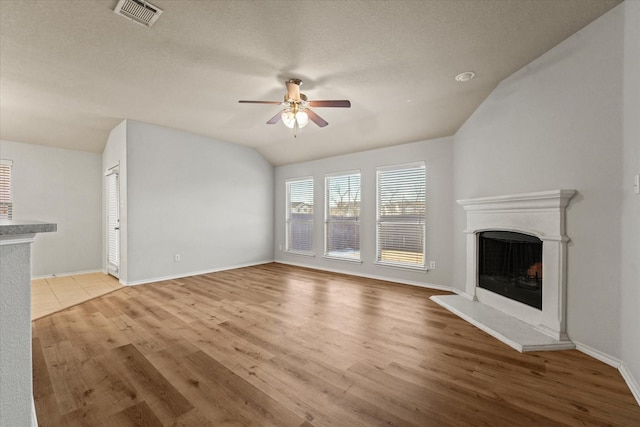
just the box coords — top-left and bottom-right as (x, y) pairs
(114, 0), (163, 28)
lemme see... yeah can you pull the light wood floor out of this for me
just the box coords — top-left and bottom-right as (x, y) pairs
(32, 263), (640, 426)
(32, 272), (122, 320)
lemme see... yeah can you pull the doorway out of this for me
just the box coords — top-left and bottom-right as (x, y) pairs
(106, 167), (120, 278)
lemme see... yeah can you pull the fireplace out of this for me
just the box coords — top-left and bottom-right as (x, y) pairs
(457, 190), (575, 342)
(478, 231), (543, 309)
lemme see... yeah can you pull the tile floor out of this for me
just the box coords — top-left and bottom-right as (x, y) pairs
(31, 272), (123, 320)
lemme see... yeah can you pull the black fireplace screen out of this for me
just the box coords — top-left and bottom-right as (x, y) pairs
(478, 231), (542, 310)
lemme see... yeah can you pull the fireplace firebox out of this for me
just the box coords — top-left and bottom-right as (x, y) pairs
(478, 231), (542, 309)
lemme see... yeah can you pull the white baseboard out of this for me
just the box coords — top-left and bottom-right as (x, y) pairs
(121, 260), (275, 286)
(275, 260), (459, 294)
(32, 269), (103, 280)
(574, 340), (640, 407)
(574, 340), (622, 368)
(619, 362), (640, 406)
(32, 396), (38, 427)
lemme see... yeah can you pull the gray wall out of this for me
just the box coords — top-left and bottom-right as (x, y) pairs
(453, 4), (628, 360)
(621, 0), (640, 390)
(275, 137), (454, 288)
(124, 121), (274, 284)
(0, 140), (102, 276)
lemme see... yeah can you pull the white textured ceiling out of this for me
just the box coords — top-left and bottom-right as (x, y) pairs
(0, 0), (621, 166)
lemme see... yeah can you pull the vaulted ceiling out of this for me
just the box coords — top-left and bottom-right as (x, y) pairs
(0, 0), (621, 165)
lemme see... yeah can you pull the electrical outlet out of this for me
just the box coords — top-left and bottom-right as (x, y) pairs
(429, 261), (436, 270)
(174, 254), (181, 262)
(634, 174), (640, 195)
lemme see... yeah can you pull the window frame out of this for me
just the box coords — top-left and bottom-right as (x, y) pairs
(324, 170), (362, 262)
(0, 159), (13, 220)
(285, 177), (315, 256)
(375, 161), (426, 270)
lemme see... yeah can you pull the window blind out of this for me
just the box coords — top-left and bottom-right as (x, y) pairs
(286, 178), (314, 254)
(0, 159), (13, 220)
(376, 162), (426, 268)
(325, 172), (361, 260)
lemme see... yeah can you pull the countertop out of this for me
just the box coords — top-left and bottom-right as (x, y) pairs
(0, 219), (57, 236)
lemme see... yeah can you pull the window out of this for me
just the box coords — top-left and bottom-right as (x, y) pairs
(286, 178), (314, 254)
(376, 162), (426, 269)
(325, 172), (361, 260)
(0, 159), (13, 220)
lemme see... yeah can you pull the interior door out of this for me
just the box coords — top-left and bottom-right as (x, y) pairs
(106, 169), (120, 278)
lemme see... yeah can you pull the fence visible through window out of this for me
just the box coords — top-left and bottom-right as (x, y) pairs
(376, 163), (426, 268)
(325, 172), (360, 260)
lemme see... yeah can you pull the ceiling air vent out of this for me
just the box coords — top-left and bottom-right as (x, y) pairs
(114, 0), (163, 28)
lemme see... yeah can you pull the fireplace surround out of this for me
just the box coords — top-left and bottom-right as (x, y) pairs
(457, 190), (576, 344)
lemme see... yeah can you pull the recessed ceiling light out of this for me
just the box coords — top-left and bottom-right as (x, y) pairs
(455, 71), (476, 82)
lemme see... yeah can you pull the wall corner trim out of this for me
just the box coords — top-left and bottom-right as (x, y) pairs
(574, 340), (640, 407)
(121, 260), (275, 286)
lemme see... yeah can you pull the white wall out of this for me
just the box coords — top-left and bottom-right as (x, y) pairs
(275, 137), (454, 288)
(620, 0), (640, 392)
(453, 4), (625, 357)
(0, 140), (102, 276)
(124, 121), (274, 284)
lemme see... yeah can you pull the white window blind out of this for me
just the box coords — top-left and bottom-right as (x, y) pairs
(325, 172), (361, 260)
(286, 178), (314, 254)
(0, 159), (13, 220)
(376, 162), (426, 269)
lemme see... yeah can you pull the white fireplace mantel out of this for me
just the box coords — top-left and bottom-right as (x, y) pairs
(457, 189), (576, 345)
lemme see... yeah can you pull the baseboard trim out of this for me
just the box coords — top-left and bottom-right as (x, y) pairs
(574, 340), (640, 407)
(619, 362), (640, 406)
(32, 396), (38, 427)
(275, 260), (459, 294)
(121, 260), (275, 286)
(32, 269), (103, 280)
(574, 340), (621, 368)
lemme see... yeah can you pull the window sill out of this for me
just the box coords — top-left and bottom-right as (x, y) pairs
(322, 255), (363, 264)
(375, 261), (428, 272)
(285, 251), (315, 257)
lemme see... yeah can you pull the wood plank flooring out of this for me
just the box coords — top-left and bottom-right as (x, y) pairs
(32, 263), (640, 426)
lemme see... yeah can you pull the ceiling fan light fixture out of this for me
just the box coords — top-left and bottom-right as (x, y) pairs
(295, 110), (309, 128)
(281, 110), (296, 128)
(240, 78), (350, 134)
(281, 109), (309, 129)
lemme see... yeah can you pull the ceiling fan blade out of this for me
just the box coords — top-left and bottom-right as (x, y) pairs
(238, 100), (283, 105)
(286, 79), (301, 101)
(308, 100), (351, 108)
(306, 108), (328, 127)
(267, 109), (286, 124)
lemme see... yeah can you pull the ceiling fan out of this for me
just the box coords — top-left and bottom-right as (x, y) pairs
(239, 78), (351, 136)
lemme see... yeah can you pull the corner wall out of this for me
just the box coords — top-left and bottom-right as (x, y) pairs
(453, 4), (624, 359)
(102, 120), (128, 280)
(620, 0), (640, 396)
(124, 121), (274, 284)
